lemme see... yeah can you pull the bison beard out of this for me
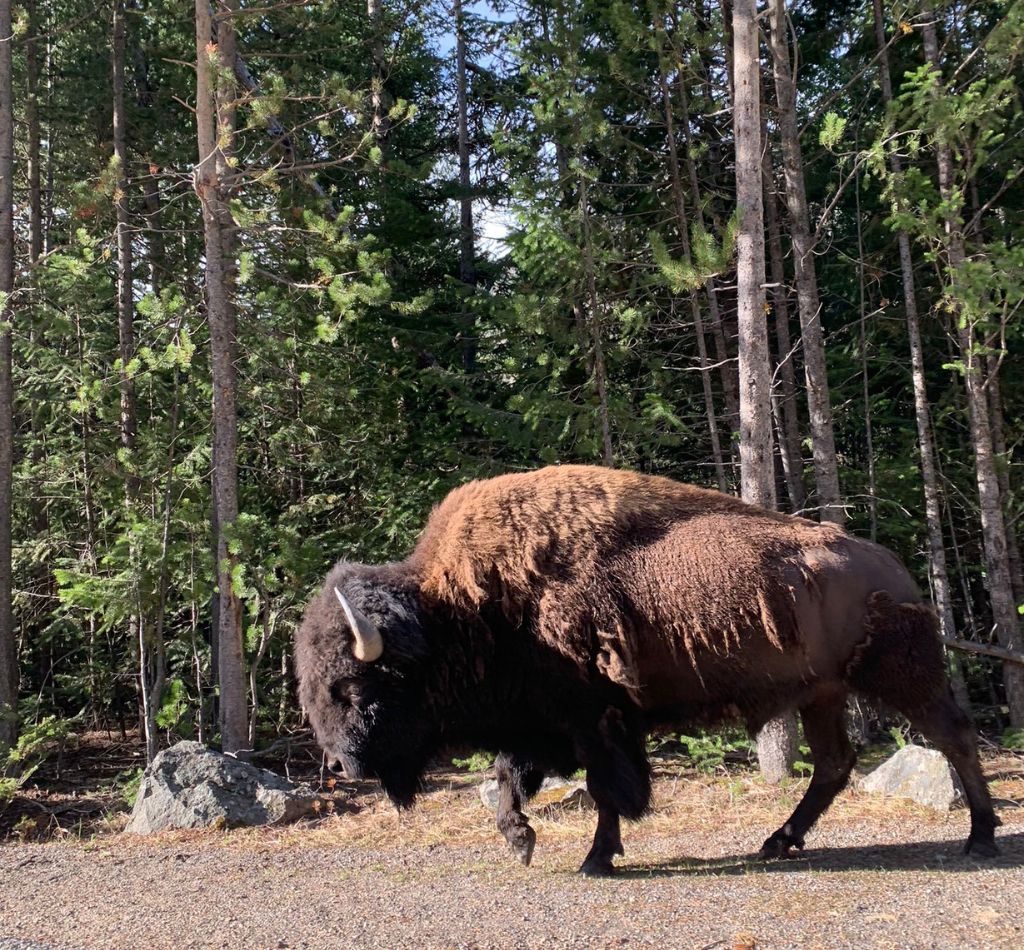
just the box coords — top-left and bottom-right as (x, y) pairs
(294, 465), (1000, 875)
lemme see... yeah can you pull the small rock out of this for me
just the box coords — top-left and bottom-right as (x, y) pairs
(478, 778), (501, 809)
(860, 744), (964, 811)
(127, 740), (319, 834)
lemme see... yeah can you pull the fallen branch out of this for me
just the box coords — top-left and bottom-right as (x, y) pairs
(941, 636), (1024, 667)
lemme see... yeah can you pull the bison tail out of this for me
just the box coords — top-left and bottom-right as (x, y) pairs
(846, 591), (947, 711)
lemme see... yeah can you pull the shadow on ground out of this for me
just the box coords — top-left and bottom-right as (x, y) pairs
(617, 830), (1024, 878)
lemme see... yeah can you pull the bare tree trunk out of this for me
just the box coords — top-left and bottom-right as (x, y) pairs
(0, 0), (17, 754)
(985, 356), (1023, 605)
(654, 10), (727, 492)
(688, 29), (739, 446)
(454, 0), (476, 372)
(248, 600), (275, 747)
(871, 0), (958, 647)
(734, 0), (795, 783)
(733, 0), (774, 511)
(25, 0), (54, 660)
(854, 174), (877, 542)
(922, 15), (1024, 726)
(368, 0), (391, 150)
(762, 142), (805, 512)
(768, 0), (843, 525)
(131, 36), (166, 295)
(195, 0), (247, 754)
(74, 312), (103, 728)
(113, 0), (158, 758)
(577, 177), (614, 467)
(26, 0), (42, 266)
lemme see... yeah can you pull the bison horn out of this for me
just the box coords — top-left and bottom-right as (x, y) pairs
(333, 587), (384, 662)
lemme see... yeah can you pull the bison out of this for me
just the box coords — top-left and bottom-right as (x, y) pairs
(294, 465), (999, 875)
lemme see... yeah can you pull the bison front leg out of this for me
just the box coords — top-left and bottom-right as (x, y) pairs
(494, 752), (544, 866)
(578, 707), (651, 877)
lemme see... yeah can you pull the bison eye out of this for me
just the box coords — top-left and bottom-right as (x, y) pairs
(329, 679), (354, 707)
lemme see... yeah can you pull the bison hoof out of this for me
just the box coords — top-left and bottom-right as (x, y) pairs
(509, 825), (537, 867)
(759, 832), (804, 860)
(578, 855), (617, 877)
(964, 833), (999, 858)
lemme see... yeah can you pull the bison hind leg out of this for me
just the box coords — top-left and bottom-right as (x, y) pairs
(849, 592), (1000, 857)
(760, 690), (855, 859)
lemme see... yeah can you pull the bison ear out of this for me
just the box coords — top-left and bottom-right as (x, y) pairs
(333, 587), (384, 662)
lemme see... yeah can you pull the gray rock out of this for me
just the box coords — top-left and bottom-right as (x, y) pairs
(127, 740), (319, 834)
(860, 744), (964, 811)
(477, 775), (594, 811)
(478, 778), (501, 809)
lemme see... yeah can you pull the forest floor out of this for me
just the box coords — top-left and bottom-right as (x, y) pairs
(1, 736), (1024, 949)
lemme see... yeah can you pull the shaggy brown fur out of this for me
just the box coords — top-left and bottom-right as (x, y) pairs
(412, 466), (854, 714)
(295, 464), (999, 875)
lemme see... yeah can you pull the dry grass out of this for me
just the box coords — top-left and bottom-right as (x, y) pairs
(108, 751), (1024, 868)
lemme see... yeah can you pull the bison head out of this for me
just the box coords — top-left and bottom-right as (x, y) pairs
(294, 562), (435, 808)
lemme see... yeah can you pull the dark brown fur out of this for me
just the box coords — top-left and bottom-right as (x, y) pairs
(295, 465), (999, 874)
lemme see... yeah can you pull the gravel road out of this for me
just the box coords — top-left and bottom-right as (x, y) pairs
(2, 770), (1023, 949)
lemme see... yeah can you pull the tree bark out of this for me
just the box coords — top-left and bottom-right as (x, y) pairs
(578, 176), (614, 467)
(734, 0), (795, 782)
(367, 0), (392, 187)
(0, 0), (17, 754)
(26, 0), (42, 265)
(195, 0), (247, 754)
(454, 0), (476, 372)
(732, 0), (774, 511)
(871, 0), (957, 646)
(984, 355), (1023, 605)
(922, 14), (1024, 725)
(25, 0), (53, 660)
(673, 60), (739, 448)
(854, 174), (877, 542)
(767, 0), (843, 525)
(762, 142), (805, 512)
(113, 0), (158, 758)
(130, 36), (167, 295)
(654, 10), (727, 493)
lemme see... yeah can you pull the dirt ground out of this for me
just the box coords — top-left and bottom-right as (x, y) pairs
(2, 742), (1023, 950)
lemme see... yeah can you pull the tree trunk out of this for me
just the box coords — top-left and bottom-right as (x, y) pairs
(195, 0), (247, 754)
(0, 0), (17, 754)
(984, 355), (1023, 605)
(577, 176), (614, 467)
(685, 29), (739, 447)
(454, 0), (476, 372)
(131, 36), (166, 295)
(762, 143), (805, 512)
(854, 174), (877, 542)
(922, 14), (1024, 726)
(654, 10), (727, 493)
(734, 0), (795, 782)
(368, 0), (390, 147)
(732, 0), (774, 511)
(25, 0), (53, 658)
(768, 0), (843, 525)
(871, 0), (958, 646)
(113, 0), (158, 758)
(26, 0), (42, 265)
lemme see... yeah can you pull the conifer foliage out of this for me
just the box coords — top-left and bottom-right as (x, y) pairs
(0, 0), (1020, 761)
